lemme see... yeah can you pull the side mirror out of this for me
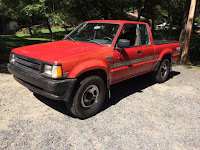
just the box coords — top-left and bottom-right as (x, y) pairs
(117, 39), (130, 48)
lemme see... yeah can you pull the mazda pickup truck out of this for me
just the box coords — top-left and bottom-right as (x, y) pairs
(8, 20), (180, 119)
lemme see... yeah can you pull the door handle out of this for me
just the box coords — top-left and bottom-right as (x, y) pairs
(137, 50), (141, 53)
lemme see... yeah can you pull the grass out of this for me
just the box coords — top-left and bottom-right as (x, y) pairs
(0, 26), (73, 63)
(15, 27), (68, 37)
(0, 26), (200, 65)
(0, 34), (51, 63)
(0, 34), (51, 49)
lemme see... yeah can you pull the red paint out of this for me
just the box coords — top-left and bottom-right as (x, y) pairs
(11, 20), (180, 85)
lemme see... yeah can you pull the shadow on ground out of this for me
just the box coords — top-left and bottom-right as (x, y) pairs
(34, 93), (76, 118)
(0, 63), (10, 74)
(34, 71), (180, 118)
(102, 71), (180, 111)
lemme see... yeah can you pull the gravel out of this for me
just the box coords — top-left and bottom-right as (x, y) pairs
(0, 64), (200, 150)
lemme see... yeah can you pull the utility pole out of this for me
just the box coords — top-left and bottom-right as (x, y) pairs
(180, 0), (197, 64)
(0, 6), (2, 33)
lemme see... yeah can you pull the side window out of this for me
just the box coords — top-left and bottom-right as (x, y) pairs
(117, 24), (138, 47)
(117, 23), (150, 47)
(139, 24), (150, 45)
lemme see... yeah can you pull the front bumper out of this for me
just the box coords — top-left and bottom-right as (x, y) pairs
(8, 63), (77, 101)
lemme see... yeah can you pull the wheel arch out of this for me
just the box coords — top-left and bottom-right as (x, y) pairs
(158, 48), (173, 61)
(162, 53), (172, 62)
(77, 69), (108, 83)
(154, 53), (172, 72)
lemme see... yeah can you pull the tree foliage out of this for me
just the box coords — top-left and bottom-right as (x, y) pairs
(1, 0), (199, 28)
(0, 0), (200, 64)
(0, 0), (199, 39)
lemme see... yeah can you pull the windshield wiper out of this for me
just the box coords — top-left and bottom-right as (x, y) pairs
(87, 39), (102, 46)
(64, 35), (75, 42)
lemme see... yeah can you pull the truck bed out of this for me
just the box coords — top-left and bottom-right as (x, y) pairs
(154, 40), (179, 45)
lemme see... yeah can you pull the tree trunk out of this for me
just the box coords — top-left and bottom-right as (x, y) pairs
(180, 0), (197, 65)
(151, 16), (155, 36)
(168, 0), (174, 39)
(0, 37), (6, 60)
(179, 0), (191, 55)
(137, 9), (141, 21)
(46, 18), (53, 40)
(151, 0), (155, 36)
(27, 24), (33, 37)
(0, 8), (5, 33)
(28, 27), (33, 37)
(144, 1), (151, 26)
(27, 19), (33, 37)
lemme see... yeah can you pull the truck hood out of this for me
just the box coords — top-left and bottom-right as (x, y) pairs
(12, 40), (107, 63)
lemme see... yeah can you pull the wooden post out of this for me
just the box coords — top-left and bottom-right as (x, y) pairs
(180, 0), (197, 64)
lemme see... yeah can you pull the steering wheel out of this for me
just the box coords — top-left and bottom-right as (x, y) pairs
(103, 37), (112, 41)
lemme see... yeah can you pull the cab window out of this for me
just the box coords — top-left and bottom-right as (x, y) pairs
(139, 24), (151, 45)
(117, 24), (150, 47)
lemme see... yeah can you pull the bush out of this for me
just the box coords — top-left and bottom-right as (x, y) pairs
(0, 38), (7, 60)
(189, 34), (200, 65)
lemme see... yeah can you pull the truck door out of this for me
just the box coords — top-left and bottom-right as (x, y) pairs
(135, 24), (154, 75)
(111, 23), (143, 84)
(111, 23), (154, 84)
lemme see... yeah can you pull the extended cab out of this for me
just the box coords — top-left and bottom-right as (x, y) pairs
(8, 20), (180, 119)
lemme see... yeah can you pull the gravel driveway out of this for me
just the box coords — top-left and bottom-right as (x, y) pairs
(0, 64), (200, 150)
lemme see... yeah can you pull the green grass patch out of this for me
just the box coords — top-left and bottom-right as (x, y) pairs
(0, 34), (51, 49)
(15, 26), (73, 40)
(0, 34), (51, 62)
(0, 26), (74, 63)
(41, 27), (66, 33)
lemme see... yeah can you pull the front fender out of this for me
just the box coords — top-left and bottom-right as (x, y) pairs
(67, 59), (109, 78)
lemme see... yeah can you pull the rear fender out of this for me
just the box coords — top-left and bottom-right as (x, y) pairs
(154, 49), (172, 71)
(157, 48), (172, 60)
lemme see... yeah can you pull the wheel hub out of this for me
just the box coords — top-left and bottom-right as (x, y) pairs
(81, 85), (100, 108)
(161, 62), (168, 77)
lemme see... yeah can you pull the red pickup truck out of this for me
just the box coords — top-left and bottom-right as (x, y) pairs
(8, 20), (180, 119)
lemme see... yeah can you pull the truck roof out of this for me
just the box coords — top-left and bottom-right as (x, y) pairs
(84, 20), (148, 25)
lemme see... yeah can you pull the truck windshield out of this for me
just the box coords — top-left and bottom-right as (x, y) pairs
(66, 23), (120, 45)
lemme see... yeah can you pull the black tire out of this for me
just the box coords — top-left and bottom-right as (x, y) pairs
(66, 76), (106, 119)
(153, 59), (170, 83)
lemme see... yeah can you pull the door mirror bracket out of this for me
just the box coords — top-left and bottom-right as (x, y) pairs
(115, 39), (130, 59)
(116, 48), (124, 59)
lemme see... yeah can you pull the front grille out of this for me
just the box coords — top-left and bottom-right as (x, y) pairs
(14, 54), (42, 74)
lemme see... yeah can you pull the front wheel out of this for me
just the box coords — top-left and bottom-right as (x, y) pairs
(153, 59), (170, 83)
(66, 76), (106, 119)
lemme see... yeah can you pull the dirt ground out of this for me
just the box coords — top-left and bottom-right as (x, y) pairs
(0, 64), (200, 150)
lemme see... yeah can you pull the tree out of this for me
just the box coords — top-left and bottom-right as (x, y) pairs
(168, 0), (174, 39)
(22, 3), (41, 37)
(180, 0), (197, 64)
(1, 0), (68, 38)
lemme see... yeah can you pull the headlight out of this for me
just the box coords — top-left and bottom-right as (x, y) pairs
(9, 53), (15, 64)
(44, 64), (63, 78)
(44, 65), (52, 76)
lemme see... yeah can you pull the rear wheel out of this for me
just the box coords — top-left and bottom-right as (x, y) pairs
(66, 76), (106, 119)
(153, 59), (170, 83)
